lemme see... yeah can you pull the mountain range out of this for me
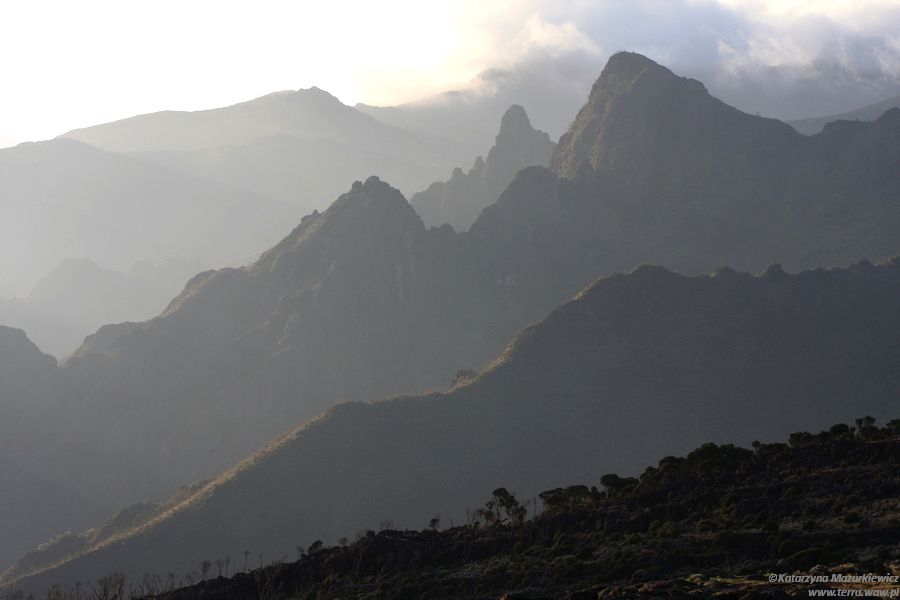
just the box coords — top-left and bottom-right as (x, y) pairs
(3, 51), (900, 590)
(0, 139), (295, 298)
(7, 258), (900, 592)
(63, 87), (472, 206)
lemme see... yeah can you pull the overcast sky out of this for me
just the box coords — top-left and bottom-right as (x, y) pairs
(2, 0), (900, 148)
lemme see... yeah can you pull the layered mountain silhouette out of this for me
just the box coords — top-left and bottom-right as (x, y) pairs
(8, 259), (900, 591)
(134, 134), (447, 211)
(0, 139), (294, 298)
(790, 93), (900, 135)
(410, 104), (555, 230)
(63, 87), (471, 210)
(0, 258), (203, 358)
(3, 52), (900, 579)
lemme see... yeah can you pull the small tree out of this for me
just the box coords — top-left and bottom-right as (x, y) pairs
(856, 416), (877, 438)
(601, 474), (637, 496)
(484, 488), (525, 526)
(91, 572), (126, 600)
(428, 514), (441, 531)
(307, 540), (324, 555)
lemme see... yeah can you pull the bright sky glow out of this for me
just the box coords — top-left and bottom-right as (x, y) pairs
(2, 0), (899, 147)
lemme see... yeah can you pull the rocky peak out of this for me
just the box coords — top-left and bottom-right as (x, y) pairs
(332, 176), (420, 221)
(410, 105), (554, 231)
(550, 52), (711, 180)
(484, 105), (555, 197)
(497, 104), (532, 137)
(293, 86), (346, 108)
(598, 51), (681, 86)
(253, 176), (424, 279)
(550, 50), (798, 192)
(491, 105), (552, 151)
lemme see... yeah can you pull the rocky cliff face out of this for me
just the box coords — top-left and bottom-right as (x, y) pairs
(542, 52), (900, 274)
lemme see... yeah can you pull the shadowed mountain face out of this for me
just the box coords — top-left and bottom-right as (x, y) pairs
(410, 105), (555, 231)
(4, 52), (900, 579)
(790, 93), (900, 135)
(542, 52), (900, 275)
(0, 139), (295, 297)
(9, 259), (900, 591)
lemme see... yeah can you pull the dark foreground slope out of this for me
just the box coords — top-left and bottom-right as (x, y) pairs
(158, 421), (900, 600)
(21, 422), (900, 600)
(149, 420), (900, 600)
(10, 259), (900, 592)
(5, 52), (900, 573)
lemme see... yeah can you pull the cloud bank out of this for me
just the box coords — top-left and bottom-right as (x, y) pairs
(3, 0), (900, 146)
(448, 0), (900, 124)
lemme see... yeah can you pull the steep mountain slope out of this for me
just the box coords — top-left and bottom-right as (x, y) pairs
(4, 51), (900, 577)
(790, 93), (900, 135)
(410, 105), (555, 230)
(538, 52), (900, 274)
(10, 259), (900, 591)
(0, 139), (294, 297)
(0, 258), (202, 358)
(63, 88), (470, 199)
